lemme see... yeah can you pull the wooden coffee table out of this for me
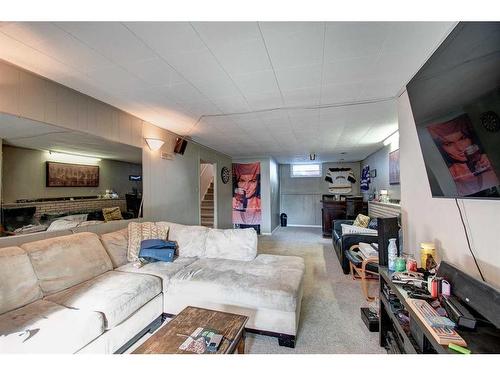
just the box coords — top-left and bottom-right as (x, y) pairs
(132, 306), (248, 354)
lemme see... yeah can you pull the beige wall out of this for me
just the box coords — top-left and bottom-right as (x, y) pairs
(142, 123), (233, 229)
(279, 161), (361, 226)
(361, 142), (401, 201)
(1, 145), (141, 203)
(0, 59), (233, 228)
(399, 91), (500, 288)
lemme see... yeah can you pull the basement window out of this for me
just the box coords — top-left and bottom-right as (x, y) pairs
(291, 164), (322, 178)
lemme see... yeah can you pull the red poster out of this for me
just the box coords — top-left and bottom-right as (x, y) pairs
(232, 163), (261, 225)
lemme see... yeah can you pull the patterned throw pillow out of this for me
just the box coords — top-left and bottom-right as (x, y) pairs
(102, 207), (123, 222)
(127, 222), (169, 262)
(353, 213), (370, 228)
(368, 218), (378, 230)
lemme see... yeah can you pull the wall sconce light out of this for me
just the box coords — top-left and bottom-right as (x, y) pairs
(145, 138), (165, 151)
(309, 153), (316, 161)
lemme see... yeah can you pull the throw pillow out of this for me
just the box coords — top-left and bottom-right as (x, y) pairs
(127, 222), (169, 262)
(368, 218), (378, 230)
(341, 223), (378, 236)
(102, 207), (123, 222)
(353, 213), (370, 228)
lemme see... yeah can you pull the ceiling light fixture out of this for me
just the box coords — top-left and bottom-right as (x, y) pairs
(309, 153), (316, 161)
(145, 138), (165, 151)
(47, 151), (101, 164)
(383, 131), (399, 147)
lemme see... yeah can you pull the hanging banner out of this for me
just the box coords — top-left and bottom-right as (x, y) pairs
(232, 162), (262, 229)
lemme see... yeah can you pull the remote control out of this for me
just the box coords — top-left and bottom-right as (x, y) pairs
(206, 334), (223, 353)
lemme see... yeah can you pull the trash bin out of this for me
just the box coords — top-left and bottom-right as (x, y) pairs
(280, 213), (287, 227)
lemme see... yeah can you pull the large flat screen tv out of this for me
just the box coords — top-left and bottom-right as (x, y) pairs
(407, 22), (500, 199)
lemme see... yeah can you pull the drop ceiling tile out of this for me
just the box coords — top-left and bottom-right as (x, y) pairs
(85, 66), (148, 92)
(321, 82), (363, 104)
(324, 22), (389, 62)
(192, 22), (261, 48)
(0, 32), (79, 80)
(244, 91), (284, 111)
(282, 86), (321, 106)
(158, 82), (209, 104)
(125, 22), (206, 56)
(209, 39), (272, 76)
(322, 57), (378, 85)
(121, 57), (185, 87)
(190, 76), (242, 99)
(56, 22), (156, 64)
(1, 22), (114, 73)
(260, 22), (324, 69)
(231, 70), (280, 96)
(165, 49), (229, 83)
(275, 64), (322, 92)
(210, 95), (251, 114)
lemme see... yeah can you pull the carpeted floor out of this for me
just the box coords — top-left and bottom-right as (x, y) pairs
(127, 226), (385, 354)
(245, 226), (385, 354)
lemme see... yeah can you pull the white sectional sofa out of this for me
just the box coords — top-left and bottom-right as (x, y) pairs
(0, 222), (305, 353)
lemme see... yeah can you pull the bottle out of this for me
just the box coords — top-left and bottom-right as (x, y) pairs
(388, 238), (398, 271)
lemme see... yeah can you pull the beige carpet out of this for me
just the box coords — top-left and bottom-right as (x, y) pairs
(127, 226), (385, 354)
(245, 226), (385, 354)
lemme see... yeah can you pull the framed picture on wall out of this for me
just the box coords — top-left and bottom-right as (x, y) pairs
(46, 162), (99, 187)
(389, 149), (400, 185)
(370, 169), (377, 178)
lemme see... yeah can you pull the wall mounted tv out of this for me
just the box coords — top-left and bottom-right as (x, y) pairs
(407, 22), (500, 199)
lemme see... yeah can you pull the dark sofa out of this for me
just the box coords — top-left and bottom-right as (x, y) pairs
(332, 219), (379, 274)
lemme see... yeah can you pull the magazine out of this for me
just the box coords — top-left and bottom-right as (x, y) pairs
(178, 327), (220, 354)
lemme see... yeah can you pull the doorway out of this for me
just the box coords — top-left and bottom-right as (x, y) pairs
(199, 160), (217, 228)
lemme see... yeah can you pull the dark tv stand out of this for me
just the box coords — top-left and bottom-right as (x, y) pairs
(379, 262), (500, 354)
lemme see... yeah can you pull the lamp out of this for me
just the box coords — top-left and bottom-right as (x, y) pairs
(145, 138), (165, 151)
(380, 189), (389, 203)
(47, 151), (101, 164)
(309, 153), (316, 161)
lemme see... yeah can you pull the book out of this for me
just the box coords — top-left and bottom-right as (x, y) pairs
(178, 327), (221, 354)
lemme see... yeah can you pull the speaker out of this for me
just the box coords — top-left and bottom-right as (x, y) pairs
(377, 217), (399, 267)
(174, 137), (188, 155)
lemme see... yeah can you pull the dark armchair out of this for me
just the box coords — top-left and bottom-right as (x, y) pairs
(332, 219), (379, 274)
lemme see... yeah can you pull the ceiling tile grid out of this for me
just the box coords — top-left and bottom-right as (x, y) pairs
(0, 21), (455, 163)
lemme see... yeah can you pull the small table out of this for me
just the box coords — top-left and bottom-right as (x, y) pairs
(132, 306), (248, 354)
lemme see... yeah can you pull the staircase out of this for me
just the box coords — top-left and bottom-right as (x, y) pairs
(201, 181), (214, 228)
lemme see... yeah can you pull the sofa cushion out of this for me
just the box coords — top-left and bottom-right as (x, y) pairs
(100, 228), (129, 268)
(116, 257), (197, 291)
(21, 232), (113, 295)
(127, 222), (169, 262)
(0, 299), (104, 353)
(163, 222), (208, 258)
(45, 271), (161, 328)
(0, 246), (43, 315)
(168, 255), (305, 312)
(204, 228), (257, 261)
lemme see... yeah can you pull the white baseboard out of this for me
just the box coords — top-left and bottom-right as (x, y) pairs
(287, 224), (322, 228)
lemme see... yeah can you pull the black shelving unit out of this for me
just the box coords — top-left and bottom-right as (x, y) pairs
(379, 266), (500, 354)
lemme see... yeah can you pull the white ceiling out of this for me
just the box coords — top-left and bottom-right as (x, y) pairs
(0, 22), (454, 163)
(0, 113), (142, 163)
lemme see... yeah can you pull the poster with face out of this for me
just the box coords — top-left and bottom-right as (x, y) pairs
(232, 162), (261, 226)
(427, 114), (499, 196)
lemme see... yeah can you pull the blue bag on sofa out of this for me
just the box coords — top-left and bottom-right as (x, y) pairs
(139, 239), (176, 263)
